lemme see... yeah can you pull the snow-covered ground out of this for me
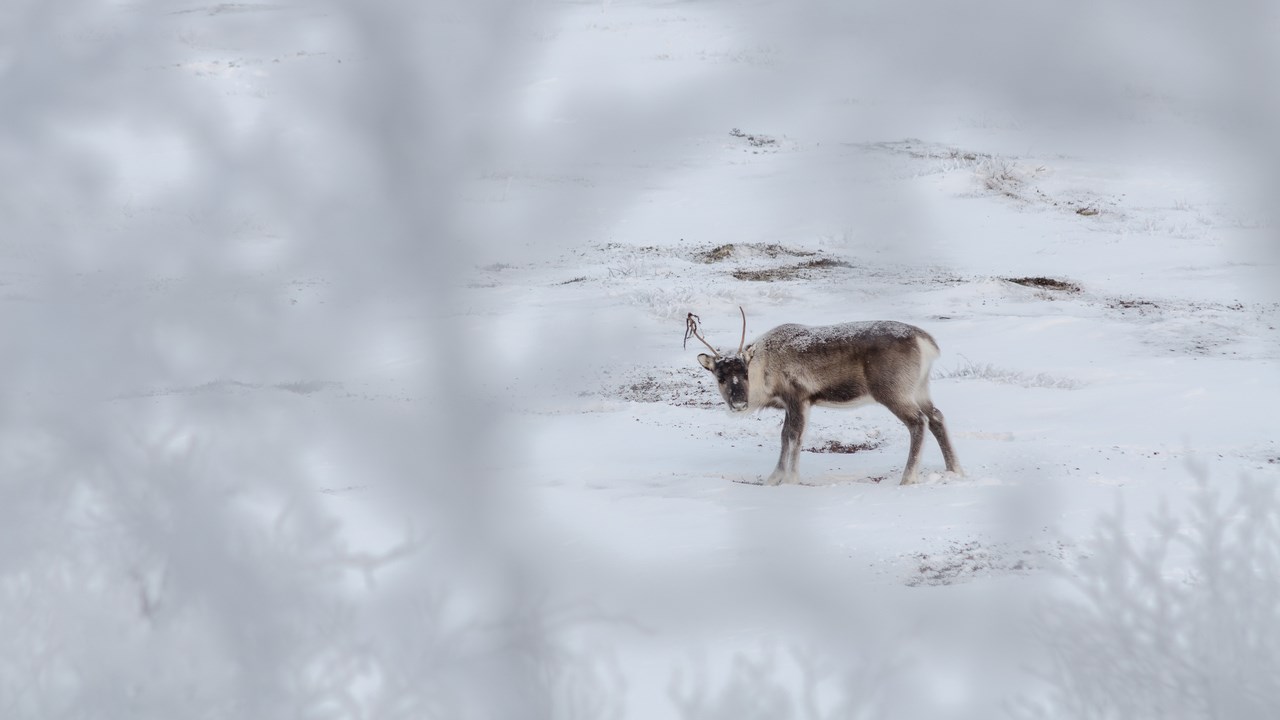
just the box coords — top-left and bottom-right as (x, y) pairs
(3, 1), (1278, 718)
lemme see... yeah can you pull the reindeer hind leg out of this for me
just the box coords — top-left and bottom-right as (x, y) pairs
(923, 402), (963, 475)
(884, 399), (928, 485)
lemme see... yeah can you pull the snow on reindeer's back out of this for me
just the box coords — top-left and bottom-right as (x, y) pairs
(765, 321), (924, 352)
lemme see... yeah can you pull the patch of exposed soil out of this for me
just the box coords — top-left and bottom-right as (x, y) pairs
(1003, 276), (1082, 293)
(1107, 297), (1160, 314)
(729, 127), (777, 148)
(805, 439), (883, 454)
(594, 367), (721, 408)
(698, 244), (736, 263)
(732, 258), (852, 282)
(694, 242), (815, 264)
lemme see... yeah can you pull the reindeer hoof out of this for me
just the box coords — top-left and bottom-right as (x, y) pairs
(765, 471), (788, 486)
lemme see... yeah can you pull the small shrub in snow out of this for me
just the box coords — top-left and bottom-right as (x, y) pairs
(1019, 465), (1280, 719)
(974, 157), (1043, 200)
(670, 645), (891, 720)
(937, 359), (1079, 390)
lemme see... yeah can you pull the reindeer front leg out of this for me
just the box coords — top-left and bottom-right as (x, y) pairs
(766, 399), (809, 485)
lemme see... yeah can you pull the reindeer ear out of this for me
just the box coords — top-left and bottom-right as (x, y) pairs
(697, 353), (717, 371)
(741, 344), (755, 364)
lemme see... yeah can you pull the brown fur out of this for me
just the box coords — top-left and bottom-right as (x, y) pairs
(698, 320), (962, 485)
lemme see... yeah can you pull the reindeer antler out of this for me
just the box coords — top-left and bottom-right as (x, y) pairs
(684, 313), (720, 356)
(738, 306), (747, 355)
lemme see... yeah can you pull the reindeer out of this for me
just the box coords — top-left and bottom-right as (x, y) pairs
(686, 309), (962, 485)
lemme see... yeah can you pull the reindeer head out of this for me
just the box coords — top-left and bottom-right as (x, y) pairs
(686, 308), (751, 412)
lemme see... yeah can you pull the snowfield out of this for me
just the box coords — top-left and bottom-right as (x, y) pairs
(2, 1), (1278, 718)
